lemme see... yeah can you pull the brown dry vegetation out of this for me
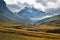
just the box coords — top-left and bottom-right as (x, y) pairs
(0, 27), (60, 40)
(0, 20), (60, 40)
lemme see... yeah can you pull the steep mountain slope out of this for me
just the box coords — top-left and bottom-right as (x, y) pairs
(18, 7), (47, 18)
(41, 19), (60, 27)
(18, 7), (48, 25)
(36, 14), (60, 26)
(0, 0), (60, 27)
(0, 0), (31, 24)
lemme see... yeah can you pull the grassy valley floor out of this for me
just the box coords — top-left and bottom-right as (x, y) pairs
(0, 27), (60, 40)
(0, 20), (60, 40)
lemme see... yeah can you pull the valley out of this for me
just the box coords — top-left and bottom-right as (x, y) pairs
(0, 0), (60, 40)
(0, 20), (60, 40)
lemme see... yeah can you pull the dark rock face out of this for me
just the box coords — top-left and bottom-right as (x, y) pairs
(0, 0), (6, 8)
(0, 0), (6, 20)
(0, 0), (6, 13)
(0, 0), (14, 20)
(0, 0), (13, 13)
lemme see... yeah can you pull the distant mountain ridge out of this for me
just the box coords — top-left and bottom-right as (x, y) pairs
(0, 0), (31, 23)
(18, 7), (47, 18)
(17, 7), (60, 26)
(0, 0), (60, 27)
(18, 7), (48, 23)
(0, 0), (48, 25)
(34, 14), (60, 26)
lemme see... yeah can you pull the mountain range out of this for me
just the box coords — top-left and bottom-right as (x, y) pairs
(0, 0), (60, 27)
(0, 0), (31, 23)
(34, 14), (60, 26)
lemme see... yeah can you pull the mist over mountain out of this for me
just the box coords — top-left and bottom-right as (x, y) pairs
(0, 0), (60, 27)
(34, 14), (60, 26)
(17, 7), (60, 26)
(18, 7), (48, 22)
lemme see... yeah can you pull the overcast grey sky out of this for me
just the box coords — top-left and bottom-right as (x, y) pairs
(4, 0), (60, 14)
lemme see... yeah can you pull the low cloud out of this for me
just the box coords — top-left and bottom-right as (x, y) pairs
(45, 8), (60, 15)
(4, 0), (46, 12)
(4, 0), (60, 14)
